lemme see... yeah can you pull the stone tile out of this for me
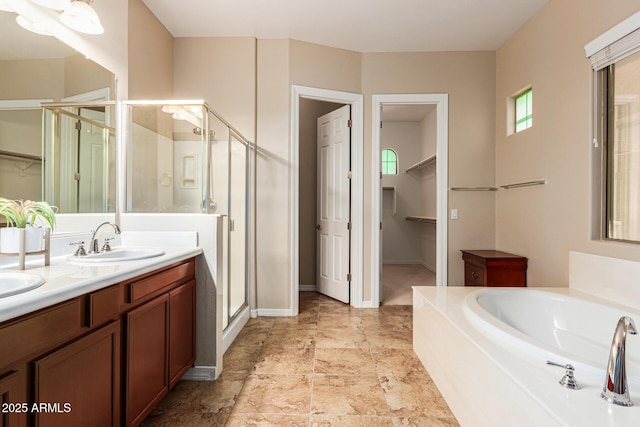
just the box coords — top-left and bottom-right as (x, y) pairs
(314, 348), (376, 376)
(235, 328), (270, 346)
(241, 318), (276, 333)
(223, 344), (264, 373)
(271, 312), (319, 329)
(392, 417), (460, 427)
(311, 375), (389, 416)
(264, 328), (317, 348)
(233, 374), (312, 415)
(318, 303), (359, 316)
(370, 349), (429, 378)
(379, 374), (454, 418)
(317, 314), (364, 330)
(141, 410), (231, 426)
(226, 412), (310, 426)
(255, 346), (315, 374)
(311, 414), (395, 426)
(362, 315), (413, 332)
(316, 328), (369, 349)
(149, 375), (244, 415)
(365, 329), (413, 349)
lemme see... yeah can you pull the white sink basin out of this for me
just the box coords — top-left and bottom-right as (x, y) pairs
(0, 272), (45, 298)
(67, 248), (165, 264)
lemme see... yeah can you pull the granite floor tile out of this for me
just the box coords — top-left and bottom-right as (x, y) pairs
(311, 375), (389, 416)
(233, 374), (312, 415)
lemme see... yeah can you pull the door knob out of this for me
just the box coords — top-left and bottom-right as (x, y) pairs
(316, 224), (321, 230)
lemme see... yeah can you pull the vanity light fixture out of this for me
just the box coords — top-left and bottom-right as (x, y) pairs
(161, 105), (203, 128)
(16, 14), (52, 36)
(60, 0), (103, 35)
(30, 0), (71, 10)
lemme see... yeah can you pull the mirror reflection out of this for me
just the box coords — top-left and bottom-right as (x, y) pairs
(0, 10), (116, 213)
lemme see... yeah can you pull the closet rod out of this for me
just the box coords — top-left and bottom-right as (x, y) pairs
(500, 179), (547, 189)
(0, 150), (42, 162)
(449, 186), (497, 191)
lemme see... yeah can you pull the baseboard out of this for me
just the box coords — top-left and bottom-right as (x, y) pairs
(253, 308), (296, 317)
(299, 284), (317, 292)
(421, 262), (436, 273)
(182, 365), (216, 381)
(222, 306), (250, 353)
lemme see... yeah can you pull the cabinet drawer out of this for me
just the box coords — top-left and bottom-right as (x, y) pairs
(128, 260), (195, 303)
(0, 300), (82, 370)
(465, 264), (485, 286)
(87, 285), (121, 328)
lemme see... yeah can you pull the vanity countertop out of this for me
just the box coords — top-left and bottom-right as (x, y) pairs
(0, 246), (202, 323)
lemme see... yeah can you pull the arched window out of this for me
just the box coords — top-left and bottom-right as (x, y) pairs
(381, 149), (398, 175)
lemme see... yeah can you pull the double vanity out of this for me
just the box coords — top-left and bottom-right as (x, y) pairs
(0, 241), (201, 426)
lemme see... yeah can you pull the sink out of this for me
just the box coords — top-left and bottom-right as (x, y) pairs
(0, 272), (45, 298)
(67, 248), (165, 264)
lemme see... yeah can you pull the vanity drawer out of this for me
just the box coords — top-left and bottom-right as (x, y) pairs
(128, 260), (195, 303)
(0, 299), (83, 370)
(87, 285), (122, 327)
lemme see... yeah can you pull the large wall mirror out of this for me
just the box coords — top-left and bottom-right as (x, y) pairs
(0, 10), (116, 214)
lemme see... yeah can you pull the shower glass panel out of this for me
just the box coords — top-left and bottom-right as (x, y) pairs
(123, 101), (249, 331)
(42, 103), (116, 213)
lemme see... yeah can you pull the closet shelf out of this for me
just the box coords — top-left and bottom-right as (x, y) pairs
(405, 216), (436, 224)
(405, 154), (436, 173)
(450, 186), (497, 191)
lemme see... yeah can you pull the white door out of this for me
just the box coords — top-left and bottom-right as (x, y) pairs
(317, 105), (351, 303)
(78, 109), (106, 213)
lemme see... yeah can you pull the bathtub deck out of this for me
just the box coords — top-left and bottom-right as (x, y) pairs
(413, 286), (640, 427)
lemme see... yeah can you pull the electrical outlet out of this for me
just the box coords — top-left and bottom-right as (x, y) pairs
(451, 209), (458, 220)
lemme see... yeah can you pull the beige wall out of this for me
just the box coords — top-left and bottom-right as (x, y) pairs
(128, 0), (174, 99)
(495, 0), (640, 287)
(363, 51), (497, 290)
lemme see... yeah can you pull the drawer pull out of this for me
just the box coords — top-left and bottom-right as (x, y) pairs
(471, 271), (479, 280)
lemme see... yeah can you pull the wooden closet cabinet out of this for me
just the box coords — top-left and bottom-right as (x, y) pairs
(461, 250), (527, 287)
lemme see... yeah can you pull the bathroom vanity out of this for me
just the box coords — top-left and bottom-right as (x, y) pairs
(0, 252), (198, 427)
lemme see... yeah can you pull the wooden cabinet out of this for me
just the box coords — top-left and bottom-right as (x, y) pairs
(34, 321), (120, 427)
(125, 295), (169, 427)
(461, 250), (527, 287)
(0, 257), (196, 427)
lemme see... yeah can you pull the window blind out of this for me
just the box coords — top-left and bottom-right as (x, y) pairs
(585, 10), (640, 70)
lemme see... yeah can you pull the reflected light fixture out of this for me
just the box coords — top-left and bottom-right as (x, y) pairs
(30, 0), (72, 10)
(16, 14), (52, 36)
(0, 0), (13, 12)
(60, 0), (104, 35)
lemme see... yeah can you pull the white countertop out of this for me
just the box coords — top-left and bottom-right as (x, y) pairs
(0, 246), (202, 323)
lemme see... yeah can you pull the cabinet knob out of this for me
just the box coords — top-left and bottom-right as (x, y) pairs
(471, 271), (479, 280)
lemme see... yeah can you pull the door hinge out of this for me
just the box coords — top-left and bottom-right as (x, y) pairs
(347, 171), (352, 179)
(229, 219), (235, 232)
(348, 119), (352, 128)
(347, 273), (352, 282)
(380, 222), (383, 230)
(74, 172), (81, 181)
(347, 222), (351, 230)
(75, 120), (82, 131)
(380, 121), (383, 128)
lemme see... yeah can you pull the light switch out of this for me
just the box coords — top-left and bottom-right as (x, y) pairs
(451, 209), (458, 220)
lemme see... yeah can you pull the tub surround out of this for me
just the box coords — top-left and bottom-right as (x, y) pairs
(414, 286), (640, 426)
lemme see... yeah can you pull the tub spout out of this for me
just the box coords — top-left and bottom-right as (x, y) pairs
(601, 316), (637, 406)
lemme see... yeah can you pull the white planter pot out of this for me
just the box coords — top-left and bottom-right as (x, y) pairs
(0, 227), (44, 254)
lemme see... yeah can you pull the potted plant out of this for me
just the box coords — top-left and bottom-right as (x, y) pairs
(0, 198), (57, 254)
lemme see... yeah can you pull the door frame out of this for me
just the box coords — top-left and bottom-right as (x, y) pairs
(372, 94), (449, 305)
(291, 85), (364, 313)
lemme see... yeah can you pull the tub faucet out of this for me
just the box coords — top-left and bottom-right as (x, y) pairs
(88, 222), (121, 253)
(602, 316), (637, 407)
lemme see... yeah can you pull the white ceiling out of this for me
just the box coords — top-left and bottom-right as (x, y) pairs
(382, 104), (435, 122)
(142, 0), (548, 52)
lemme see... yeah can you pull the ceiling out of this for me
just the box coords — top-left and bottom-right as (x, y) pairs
(142, 0), (548, 52)
(382, 104), (435, 122)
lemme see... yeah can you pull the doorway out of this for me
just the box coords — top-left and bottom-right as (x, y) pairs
(291, 85), (364, 314)
(371, 94), (449, 305)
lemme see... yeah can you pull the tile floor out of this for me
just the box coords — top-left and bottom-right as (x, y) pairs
(382, 264), (436, 305)
(142, 292), (459, 426)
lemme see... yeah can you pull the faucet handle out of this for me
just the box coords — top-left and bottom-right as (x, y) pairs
(547, 360), (580, 390)
(101, 237), (115, 252)
(70, 241), (86, 256)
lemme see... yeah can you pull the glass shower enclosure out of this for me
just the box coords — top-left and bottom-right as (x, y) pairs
(121, 100), (250, 330)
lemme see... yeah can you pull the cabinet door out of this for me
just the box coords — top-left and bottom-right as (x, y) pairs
(0, 369), (27, 427)
(125, 293), (169, 427)
(34, 321), (120, 427)
(169, 279), (196, 389)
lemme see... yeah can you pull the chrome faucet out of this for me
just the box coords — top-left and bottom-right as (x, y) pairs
(602, 316), (637, 406)
(88, 222), (121, 253)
